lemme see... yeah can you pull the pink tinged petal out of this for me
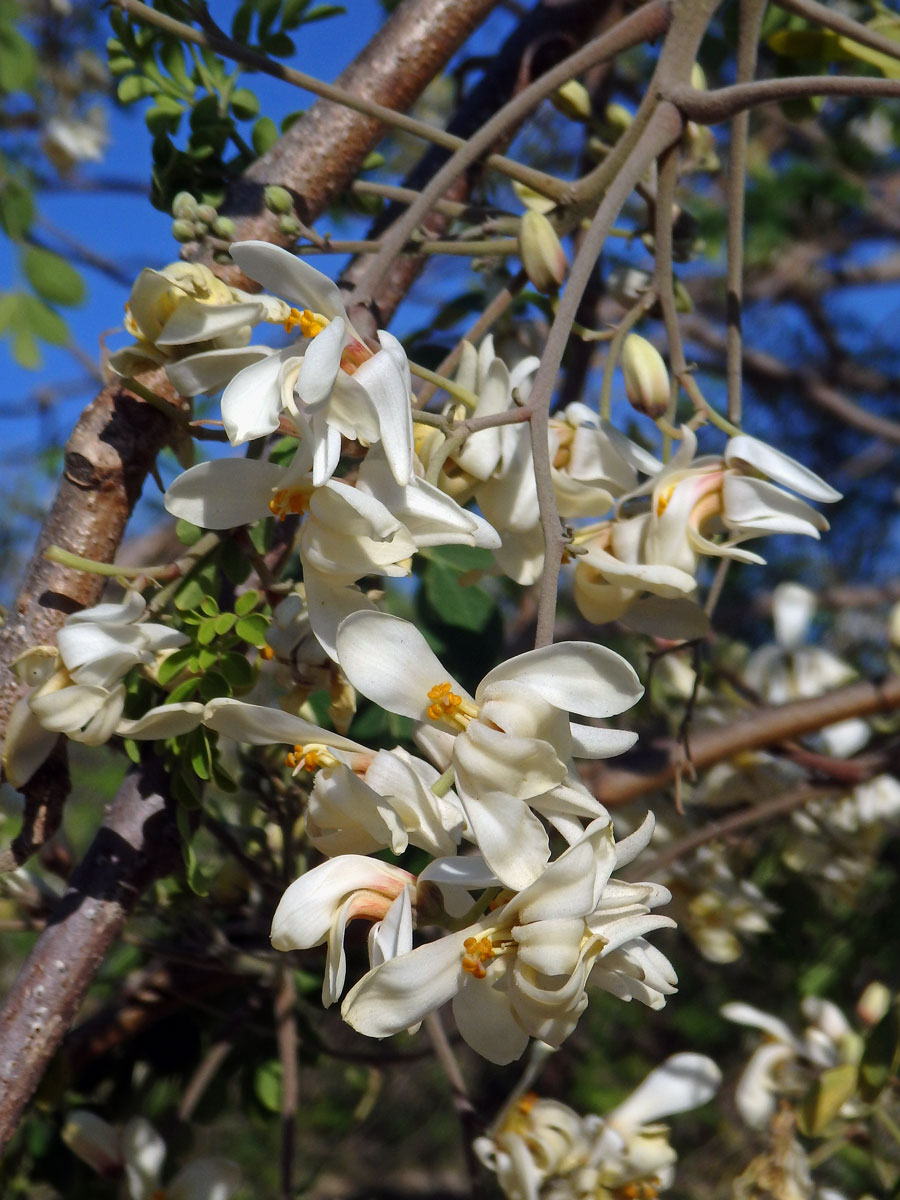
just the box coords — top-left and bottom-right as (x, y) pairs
(725, 434), (841, 502)
(166, 1158), (243, 1200)
(569, 723), (637, 759)
(230, 241), (347, 319)
(62, 1110), (123, 1176)
(369, 888), (414, 968)
(453, 969), (531, 1064)
(342, 927), (475, 1036)
(220, 349), (295, 444)
(166, 346), (274, 399)
(722, 475), (829, 539)
(117, 702), (203, 739)
(351, 340), (414, 485)
(454, 788), (550, 891)
(336, 611), (470, 720)
(455, 721), (567, 801)
(2, 699), (60, 787)
(164, 458), (287, 528)
(478, 641), (642, 719)
(296, 316), (346, 410)
(202, 697), (364, 754)
(607, 1053), (721, 1132)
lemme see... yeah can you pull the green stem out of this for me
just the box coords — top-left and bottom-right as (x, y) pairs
(44, 546), (176, 579)
(431, 765), (457, 798)
(409, 362), (478, 410)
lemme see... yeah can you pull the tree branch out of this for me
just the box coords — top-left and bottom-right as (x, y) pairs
(0, 755), (181, 1150)
(670, 76), (900, 125)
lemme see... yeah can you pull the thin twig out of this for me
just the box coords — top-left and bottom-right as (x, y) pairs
(424, 1011), (484, 1198)
(670, 76), (900, 125)
(274, 967), (300, 1200)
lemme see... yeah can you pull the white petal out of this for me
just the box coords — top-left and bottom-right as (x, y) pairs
(478, 642), (642, 718)
(456, 788), (550, 891)
(2, 698), (60, 787)
(167, 346), (274, 399)
(342, 929), (472, 1036)
(66, 592), (146, 625)
(336, 611), (470, 719)
(725, 435), (841, 502)
(166, 1158), (243, 1200)
(202, 697), (363, 753)
(302, 571), (374, 661)
(164, 458), (286, 528)
(721, 1001), (799, 1046)
(221, 348), (295, 444)
(116, 702), (204, 738)
(722, 475), (829, 538)
(156, 300), (264, 346)
(771, 582), (817, 650)
(230, 241), (347, 319)
(453, 971), (531, 1064)
(569, 723), (637, 758)
(29, 683), (111, 734)
(352, 337), (414, 485)
(296, 317), (346, 409)
(120, 1117), (166, 1195)
(369, 889), (413, 967)
(607, 1053), (721, 1131)
(61, 1110), (123, 1175)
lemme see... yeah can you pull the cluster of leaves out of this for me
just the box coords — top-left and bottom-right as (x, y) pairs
(107, 0), (344, 211)
(0, 1), (89, 366)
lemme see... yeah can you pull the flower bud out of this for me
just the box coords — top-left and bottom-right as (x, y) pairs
(171, 190), (198, 220)
(62, 1111), (123, 1177)
(604, 102), (633, 134)
(264, 185), (294, 214)
(621, 334), (670, 419)
(171, 218), (197, 243)
(519, 210), (567, 294)
(278, 214), (302, 237)
(691, 63), (708, 92)
(212, 215), (236, 239)
(552, 80), (592, 123)
(195, 203), (218, 226)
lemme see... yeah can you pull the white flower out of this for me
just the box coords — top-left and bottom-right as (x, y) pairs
(43, 107), (109, 171)
(2, 593), (202, 787)
(335, 610), (642, 888)
(476, 1053), (720, 1200)
(62, 1110), (241, 1200)
(270, 855), (417, 1006)
(202, 697), (464, 858)
(341, 818), (675, 1064)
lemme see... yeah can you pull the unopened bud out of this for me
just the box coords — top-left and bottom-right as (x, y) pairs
(552, 80), (592, 123)
(278, 214), (302, 237)
(195, 203), (218, 226)
(212, 215), (236, 239)
(857, 981), (892, 1027)
(604, 102), (633, 134)
(621, 334), (670, 419)
(62, 1111), (122, 1177)
(520, 210), (567, 294)
(691, 63), (708, 92)
(264, 185), (294, 215)
(171, 190), (198, 220)
(171, 218), (197, 243)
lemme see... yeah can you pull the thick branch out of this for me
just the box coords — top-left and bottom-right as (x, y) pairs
(0, 756), (180, 1150)
(591, 674), (900, 806)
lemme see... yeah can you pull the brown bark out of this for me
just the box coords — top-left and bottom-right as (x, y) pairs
(0, 756), (180, 1149)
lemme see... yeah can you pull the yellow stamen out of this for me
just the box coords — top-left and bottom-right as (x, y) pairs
(655, 482), (677, 517)
(300, 309), (328, 338)
(426, 681), (477, 730)
(269, 487), (310, 520)
(285, 743), (339, 774)
(517, 1092), (539, 1115)
(462, 935), (496, 979)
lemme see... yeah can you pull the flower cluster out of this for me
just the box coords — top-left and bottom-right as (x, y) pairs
(4, 244), (844, 1067)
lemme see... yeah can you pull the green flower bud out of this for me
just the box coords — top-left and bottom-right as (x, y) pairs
(278, 214), (302, 237)
(264, 185), (294, 215)
(552, 80), (592, 123)
(621, 334), (671, 419)
(691, 62), (708, 92)
(212, 215), (236, 239)
(195, 203), (218, 227)
(519, 210), (567, 294)
(171, 191), (198, 220)
(171, 218), (198, 243)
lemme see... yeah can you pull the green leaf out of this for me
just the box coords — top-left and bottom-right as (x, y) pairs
(159, 38), (194, 92)
(200, 594), (219, 617)
(117, 73), (158, 103)
(174, 576), (206, 611)
(419, 543), (495, 572)
(254, 1060), (283, 1113)
(300, 5), (346, 25)
(230, 87), (259, 119)
(797, 1062), (859, 1137)
(234, 589), (261, 617)
(262, 32), (294, 56)
(220, 539), (251, 585)
(252, 116), (278, 155)
(0, 291), (16, 332)
(20, 294), (69, 345)
(158, 646), (195, 686)
(197, 616), (219, 646)
(218, 652), (254, 690)
(231, 2), (253, 43)
(0, 25), (36, 92)
(166, 677), (202, 704)
(423, 561), (496, 632)
(282, 0), (311, 27)
(176, 802), (208, 896)
(11, 326), (40, 368)
(22, 246), (85, 307)
(859, 1003), (900, 1101)
(215, 612), (237, 636)
(235, 613), (269, 646)
(0, 177), (34, 238)
(198, 670), (230, 701)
